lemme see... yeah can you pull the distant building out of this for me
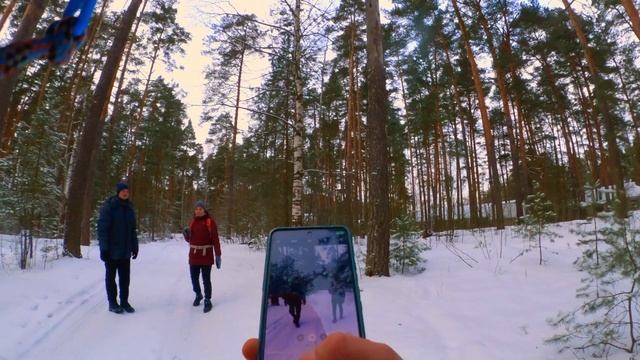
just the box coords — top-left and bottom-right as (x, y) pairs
(456, 200), (519, 220)
(581, 181), (640, 208)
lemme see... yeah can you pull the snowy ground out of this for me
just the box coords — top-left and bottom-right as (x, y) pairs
(1, 216), (637, 359)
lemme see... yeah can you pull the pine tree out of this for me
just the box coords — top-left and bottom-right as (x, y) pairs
(202, 13), (261, 238)
(549, 211), (640, 356)
(516, 182), (558, 265)
(0, 109), (64, 236)
(131, 78), (188, 240)
(364, 0), (392, 277)
(175, 120), (203, 229)
(125, 0), (191, 178)
(389, 213), (427, 274)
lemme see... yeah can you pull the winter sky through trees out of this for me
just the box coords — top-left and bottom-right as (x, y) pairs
(140, 0), (573, 149)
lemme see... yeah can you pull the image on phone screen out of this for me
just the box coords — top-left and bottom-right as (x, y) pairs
(259, 227), (365, 360)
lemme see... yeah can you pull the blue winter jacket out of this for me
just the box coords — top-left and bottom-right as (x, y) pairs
(97, 195), (139, 260)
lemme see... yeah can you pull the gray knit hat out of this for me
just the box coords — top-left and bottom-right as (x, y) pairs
(194, 200), (206, 210)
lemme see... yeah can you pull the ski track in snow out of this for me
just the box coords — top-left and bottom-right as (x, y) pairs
(17, 278), (104, 358)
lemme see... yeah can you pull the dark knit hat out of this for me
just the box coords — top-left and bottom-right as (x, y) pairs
(116, 181), (129, 194)
(194, 200), (206, 210)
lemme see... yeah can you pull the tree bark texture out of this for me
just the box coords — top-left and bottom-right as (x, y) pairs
(364, 0), (391, 276)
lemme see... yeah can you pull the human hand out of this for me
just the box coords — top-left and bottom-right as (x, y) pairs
(182, 227), (191, 241)
(241, 333), (401, 360)
(215, 255), (221, 269)
(132, 249), (138, 260)
(242, 338), (258, 360)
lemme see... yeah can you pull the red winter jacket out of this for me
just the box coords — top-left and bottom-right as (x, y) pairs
(185, 213), (221, 266)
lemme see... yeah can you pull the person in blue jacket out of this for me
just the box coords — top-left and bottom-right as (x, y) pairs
(98, 181), (139, 314)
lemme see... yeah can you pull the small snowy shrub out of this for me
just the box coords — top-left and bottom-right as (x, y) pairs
(390, 214), (427, 274)
(515, 182), (559, 265)
(548, 211), (640, 356)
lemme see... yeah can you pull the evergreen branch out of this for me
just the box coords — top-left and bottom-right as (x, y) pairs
(574, 340), (632, 354)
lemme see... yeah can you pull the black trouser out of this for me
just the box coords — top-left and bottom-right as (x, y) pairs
(288, 297), (302, 324)
(332, 298), (344, 321)
(190, 265), (212, 300)
(105, 259), (131, 304)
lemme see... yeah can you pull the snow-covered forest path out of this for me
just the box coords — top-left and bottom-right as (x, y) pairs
(0, 226), (598, 359)
(1, 239), (265, 359)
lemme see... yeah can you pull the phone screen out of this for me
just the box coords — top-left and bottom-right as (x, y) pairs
(259, 227), (365, 360)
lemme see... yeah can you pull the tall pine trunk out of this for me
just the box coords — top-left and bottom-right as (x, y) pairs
(344, 21), (358, 232)
(452, 0), (505, 229)
(562, 0), (627, 218)
(0, 0), (18, 32)
(612, 56), (640, 139)
(474, 0), (524, 218)
(445, 46), (476, 227)
(225, 38), (246, 238)
(417, 140), (427, 224)
(364, 0), (391, 276)
(63, 0), (144, 257)
(397, 66), (418, 217)
(621, 0), (640, 41)
(501, 0), (531, 208)
(540, 56), (583, 204)
(126, 26), (164, 178)
(568, 57), (601, 181)
(445, 46), (478, 226)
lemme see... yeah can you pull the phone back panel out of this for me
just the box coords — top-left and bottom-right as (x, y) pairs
(258, 226), (365, 360)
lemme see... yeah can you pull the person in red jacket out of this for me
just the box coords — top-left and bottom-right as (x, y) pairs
(182, 200), (221, 313)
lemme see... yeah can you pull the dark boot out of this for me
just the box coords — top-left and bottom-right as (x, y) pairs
(109, 301), (123, 314)
(203, 299), (212, 313)
(193, 293), (203, 307)
(121, 302), (135, 313)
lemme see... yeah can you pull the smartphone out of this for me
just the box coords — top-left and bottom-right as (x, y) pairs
(258, 226), (366, 360)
